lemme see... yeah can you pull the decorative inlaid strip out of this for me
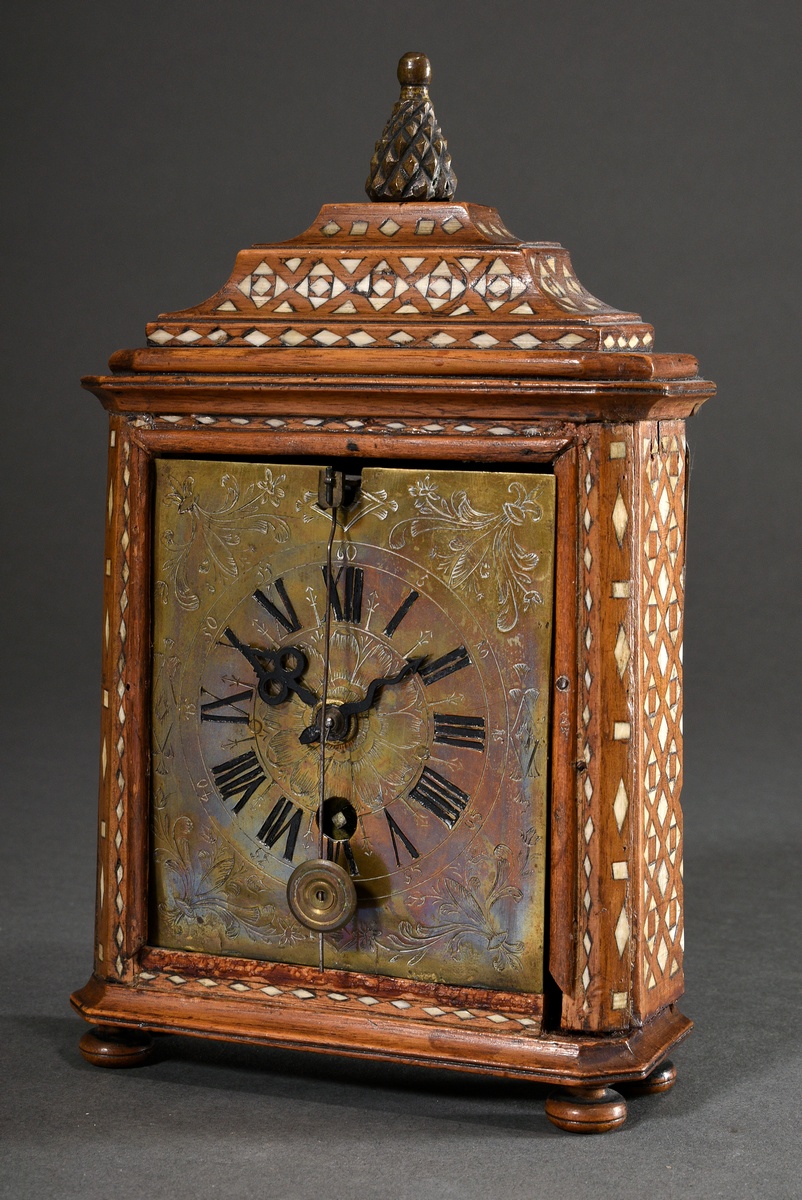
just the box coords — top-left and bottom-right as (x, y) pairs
(575, 435), (600, 1007)
(635, 422), (686, 1012)
(128, 414), (561, 439)
(145, 321), (649, 353)
(113, 436), (131, 976)
(96, 421), (132, 979)
(307, 210), (511, 241)
(134, 969), (541, 1033)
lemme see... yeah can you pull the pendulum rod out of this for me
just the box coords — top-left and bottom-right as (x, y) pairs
(318, 497), (339, 972)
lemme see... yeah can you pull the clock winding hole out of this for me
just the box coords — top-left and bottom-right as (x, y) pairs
(318, 795), (358, 842)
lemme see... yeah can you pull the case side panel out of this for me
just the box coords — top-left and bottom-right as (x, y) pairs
(633, 420), (687, 1014)
(93, 420), (151, 982)
(561, 424), (637, 1032)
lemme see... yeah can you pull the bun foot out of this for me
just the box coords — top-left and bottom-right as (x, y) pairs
(621, 1058), (677, 1096)
(79, 1025), (155, 1068)
(545, 1085), (627, 1134)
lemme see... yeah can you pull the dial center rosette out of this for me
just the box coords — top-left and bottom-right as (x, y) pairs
(253, 624), (428, 818)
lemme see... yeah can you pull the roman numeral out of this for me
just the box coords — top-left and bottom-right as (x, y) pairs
(322, 565), (363, 623)
(256, 797), (303, 862)
(409, 767), (468, 829)
(212, 750), (265, 813)
(253, 577), (302, 633)
(200, 687), (252, 724)
(385, 810), (420, 866)
(326, 837), (359, 878)
(383, 589), (419, 637)
(433, 713), (486, 751)
(418, 646), (472, 686)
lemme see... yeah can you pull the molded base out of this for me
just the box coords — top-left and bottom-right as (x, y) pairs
(71, 969), (691, 1137)
(545, 1086), (628, 1134)
(79, 1025), (155, 1068)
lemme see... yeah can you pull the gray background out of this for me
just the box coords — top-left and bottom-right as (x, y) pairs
(2, 2), (800, 1196)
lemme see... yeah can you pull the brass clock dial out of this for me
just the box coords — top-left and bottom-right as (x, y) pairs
(151, 459), (556, 993)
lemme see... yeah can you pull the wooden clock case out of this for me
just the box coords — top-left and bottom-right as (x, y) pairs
(71, 60), (714, 1132)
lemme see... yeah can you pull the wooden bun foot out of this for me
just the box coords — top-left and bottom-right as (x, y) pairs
(620, 1059), (677, 1096)
(545, 1085), (627, 1134)
(79, 1025), (155, 1068)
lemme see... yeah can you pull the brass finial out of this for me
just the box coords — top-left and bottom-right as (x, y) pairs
(365, 52), (457, 202)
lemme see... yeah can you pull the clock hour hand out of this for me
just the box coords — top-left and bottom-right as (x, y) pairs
(299, 656), (426, 744)
(223, 628), (317, 708)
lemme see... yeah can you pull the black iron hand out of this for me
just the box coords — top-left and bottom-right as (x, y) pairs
(299, 656), (426, 745)
(338, 655), (427, 718)
(223, 628), (317, 708)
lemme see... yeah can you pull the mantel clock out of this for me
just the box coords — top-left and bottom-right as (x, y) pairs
(72, 54), (715, 1133)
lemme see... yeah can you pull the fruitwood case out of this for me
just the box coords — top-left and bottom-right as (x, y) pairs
(72, 196), (714, 1132)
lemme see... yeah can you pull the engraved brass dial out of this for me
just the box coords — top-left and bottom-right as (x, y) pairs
(150, 459), (555, 993)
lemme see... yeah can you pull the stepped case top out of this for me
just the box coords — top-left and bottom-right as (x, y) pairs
(73, 51), (715, 1128)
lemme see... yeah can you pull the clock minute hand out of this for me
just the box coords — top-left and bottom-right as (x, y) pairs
(298, 656), (427, 745)
(223, 628), (317, 708)
(337, 655), (427, 719)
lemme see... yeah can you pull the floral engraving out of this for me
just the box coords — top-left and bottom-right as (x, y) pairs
(389, 477), (548, 632)
(508, 662), (543, 785)
(156, 468), (290, 610)
(376, 842), (524, 972)
(328, 920), (381, 955)
(152, 647), (180, 779)
(152, 811), (309, 946)
(301, 486), (399, 532)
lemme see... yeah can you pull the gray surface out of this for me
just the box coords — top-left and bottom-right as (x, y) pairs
(2, 2), (801, 1197)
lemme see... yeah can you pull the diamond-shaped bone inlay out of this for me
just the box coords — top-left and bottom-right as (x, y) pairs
(312, 329), (341, 346)
(613, 779), (629, 832)
(612, 490), (629, 545)
(614, 625), (630, 678)
(413, 262), (466, 309)
(280, 329), (306, 346)
(614, 906), (630, 956)
(296, 263), (347, 308)
(472, 257), (526, 310)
